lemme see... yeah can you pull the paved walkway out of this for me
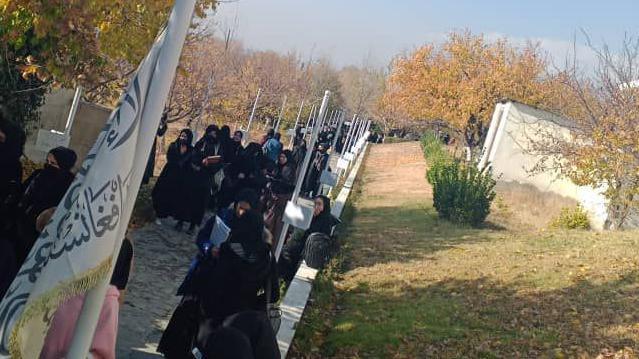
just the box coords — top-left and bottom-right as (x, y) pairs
(116, 219), (195, 358)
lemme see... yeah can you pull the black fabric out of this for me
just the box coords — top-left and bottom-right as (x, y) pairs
(18, 166), (74, 222)
(291, 140), (307, 179)
(197, 325), (254, 359)
(12, 164), (75, 262)
(217, 139), (247, 209)
(270, 150), (296, 195)
(110, 237), (133, 290)
(157, 295), (200, 358)
(160, 212), (279, 356)
(235, 188), (259, 209)
(183, 129), (225, 225)
(142, 118), (168, 185)
(152, 130), (193, 218)
(279, 195), (334, 282)
(303, 149), (328, 195)
(303, 233), (332, 269)
(0, 239), (18, 299)
(233, 143), (268, 196)
(49, 146), (77, 171)
(194, 211), (277, 326)
(307, 195), (333, 236)
(0, 119), (25, 213)
(220, 311), (279, 359)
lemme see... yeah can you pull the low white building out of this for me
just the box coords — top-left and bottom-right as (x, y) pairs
(478, 100), (609, 229)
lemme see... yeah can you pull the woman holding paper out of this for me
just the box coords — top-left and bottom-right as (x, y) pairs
(178, 125), (225, 234)
(158, 193), (278, 358)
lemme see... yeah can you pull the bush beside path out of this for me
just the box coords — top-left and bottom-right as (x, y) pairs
(291, 141), (639, 358)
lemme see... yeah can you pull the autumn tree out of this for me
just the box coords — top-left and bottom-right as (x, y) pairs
(529, 35), (639, 229)
(339, 63), (385, 118)
(0, 28), (47, 129)
(386, 31), (555, 155)
(0, 0), (217, 108)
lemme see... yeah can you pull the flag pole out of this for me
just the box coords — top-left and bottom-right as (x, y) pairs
(275, 90), (330, 259)
(304, 104), (315, 136)
(244, 88), (262, 143)
(342, 114), (358, 155)
(331, 110), (345, 150)
(63, 86), (83, 136)
(66, 1), (197, 357)
(274, 95), (287, 132)
(289, 99), (304, 149)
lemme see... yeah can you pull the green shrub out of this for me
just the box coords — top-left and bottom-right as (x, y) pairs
(550, 206), (590, 230)
(421, 132), (450, 166)
(427, 160), (496, 227)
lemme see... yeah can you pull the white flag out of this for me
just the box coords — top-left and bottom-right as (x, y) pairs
(0, 0), (196, 357)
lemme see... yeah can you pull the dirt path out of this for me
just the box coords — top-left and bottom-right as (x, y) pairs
(358, 141), (430, 209)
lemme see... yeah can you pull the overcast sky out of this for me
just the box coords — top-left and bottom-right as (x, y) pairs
(211, 0), (639, 70)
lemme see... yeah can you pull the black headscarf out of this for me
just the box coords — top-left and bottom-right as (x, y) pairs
(221, 210), (272, 285)
(243, 143), (262, 158)
(220, 125), (231, 140)
(49, 147), (78, 171)
(235, 188), (259, 210)
(178, 128), (194, 146)
(307, 195), (333, 236)
(198, 124), (219, 145)
(205, 124), (219, 136)
(197, 325), (253, 359)
(280, 149), (293, 167)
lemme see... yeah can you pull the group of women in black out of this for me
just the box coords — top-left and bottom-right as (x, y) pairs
(152, 124), (236, 235)
(0, 117), (79, 299)
(154, 124), (340, 358)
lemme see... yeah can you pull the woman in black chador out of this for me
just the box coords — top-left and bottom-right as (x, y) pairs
(178, 125), (225, 234)
(152, 129), (193, 223)
(14, 146), (77, 262)
(279, 195), (335, 282)
(157, 209), (278, 358)
(303, 143), (329, 196)
(263, 150), (297, 245)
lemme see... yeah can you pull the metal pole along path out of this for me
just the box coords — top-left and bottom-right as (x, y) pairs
(289, 99), (304, 148)
(356, 119), (367, 145)
(307, 105), (319, 140)
(275, 90), (331, 259)
(192, 74), (214, 140)
(274, 95), (287, 132)
(63, 86), (83, 136)
(340, 114), (356, 156)
(245, 88), (262, 138)
(331, 110), (340, 127)
(331, 111), (346, 150)
(66, 0), (197, 357)
(343, 115), (359, 154)
(327, 109), (335, 128)
(304, 104), (315, 135)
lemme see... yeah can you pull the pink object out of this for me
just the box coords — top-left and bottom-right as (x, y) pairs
(40, 285), (120, 359)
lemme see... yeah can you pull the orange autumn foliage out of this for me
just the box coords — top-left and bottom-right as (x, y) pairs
(385, 31), (558, 132)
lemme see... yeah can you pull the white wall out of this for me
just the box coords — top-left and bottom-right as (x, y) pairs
(25, 89), (112, 167)
(481, 101), (608, 229)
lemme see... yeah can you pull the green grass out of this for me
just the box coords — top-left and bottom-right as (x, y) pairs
(289, 143), (639, 358)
